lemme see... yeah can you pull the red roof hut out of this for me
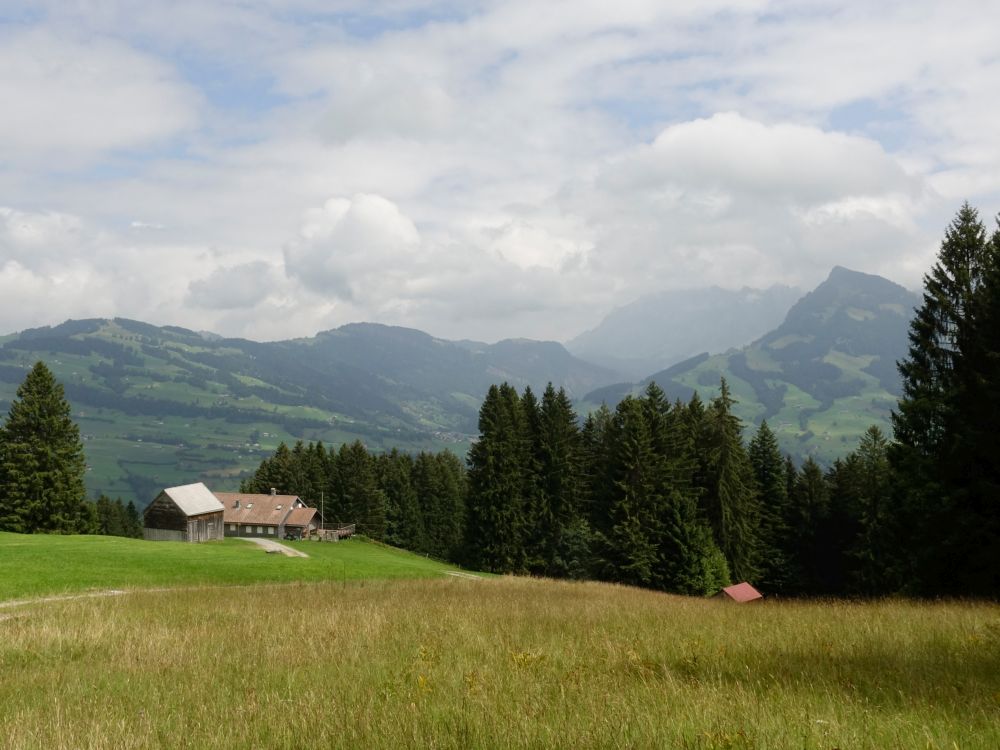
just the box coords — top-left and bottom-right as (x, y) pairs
(716, 582), (763, 602)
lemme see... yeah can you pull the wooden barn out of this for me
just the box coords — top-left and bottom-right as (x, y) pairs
(143, 482), (225, 542)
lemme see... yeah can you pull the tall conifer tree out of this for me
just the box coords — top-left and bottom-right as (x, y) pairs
(891, 203), (993, 592)
(749, 420), (790, 592)
(0, 362), (89, 533)
(465, 383), (530, 572)
(699, 379), (760, 583)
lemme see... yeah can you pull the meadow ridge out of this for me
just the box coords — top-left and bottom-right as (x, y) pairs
(0, 571), (998, 749)
(0, 532), (461, 601)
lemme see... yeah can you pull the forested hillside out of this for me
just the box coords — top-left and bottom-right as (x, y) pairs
(0, 320), (613, 504)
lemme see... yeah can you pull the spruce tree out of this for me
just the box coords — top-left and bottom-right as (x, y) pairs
(749, 420), (791, 593)
(659, 488), (730, 595)
(787, 457), (830, 594)
(849, 426), (896, 594)
(537, 384), (584, 577)
(335, 441), (386, 540)
(946, 215), (1000, 594)
(465, 384), (530, 573)
(378, 450), (425, 552)
(0, 362), (89, 533)
(595, 397), (658, 587)
(891, 203), (994, 593)
(698, 379), (760, 583)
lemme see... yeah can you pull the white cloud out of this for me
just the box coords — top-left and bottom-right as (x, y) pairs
(187, 262), (282, 310)
(283, 194), (421, 299)
(0, 29), (201, 166)
(1, 2), (999, 344)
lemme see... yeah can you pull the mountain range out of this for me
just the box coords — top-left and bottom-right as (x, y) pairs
(0, 320), (614, 503)
(0, 266), (918, 503)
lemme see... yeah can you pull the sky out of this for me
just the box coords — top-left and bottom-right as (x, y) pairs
(1, 0), (999, 343)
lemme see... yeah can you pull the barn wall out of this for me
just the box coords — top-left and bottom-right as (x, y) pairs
(143, 493), (188, 533)
(186, 512), (225, 542)
(143, 528), (184, 542)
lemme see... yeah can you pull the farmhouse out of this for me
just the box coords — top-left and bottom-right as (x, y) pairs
(214, 490), (319, 540)
(143, 482), (225, 542)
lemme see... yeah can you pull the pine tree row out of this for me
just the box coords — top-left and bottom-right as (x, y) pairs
(463, 381), (906, 596)
(239, 439), (466, 560)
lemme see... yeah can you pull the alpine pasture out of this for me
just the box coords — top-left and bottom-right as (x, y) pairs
(1, 536), (998, 749)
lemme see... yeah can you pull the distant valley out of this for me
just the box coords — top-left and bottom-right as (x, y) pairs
(0, 320), (614, 504)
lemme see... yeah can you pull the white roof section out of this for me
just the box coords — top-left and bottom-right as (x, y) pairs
(163, 482), (224, 517)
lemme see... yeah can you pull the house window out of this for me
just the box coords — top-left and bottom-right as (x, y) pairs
(256, 526), (264, 534)
(228, 524), (236, 531)
(267, 527), (275, 535)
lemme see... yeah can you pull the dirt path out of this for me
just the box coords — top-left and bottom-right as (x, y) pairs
(0, 589), (128, 611)
(238, 537), (309, 557)
(446, 571), (482, 580)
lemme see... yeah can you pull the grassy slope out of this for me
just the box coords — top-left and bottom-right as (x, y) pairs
(676, 351), (897, 463)
(0, 532), (460, 601)
(1, 578), (997, 749)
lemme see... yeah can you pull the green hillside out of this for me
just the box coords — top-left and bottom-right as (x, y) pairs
(0, 531), (464, 601)
(0, 319), (615, 504)
(583, 267), (920, 463)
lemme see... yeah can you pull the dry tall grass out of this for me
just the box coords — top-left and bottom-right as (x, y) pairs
(1, 577), (997, 749)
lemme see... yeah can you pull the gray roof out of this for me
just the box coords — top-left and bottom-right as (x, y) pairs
(163, 482), (224, 517)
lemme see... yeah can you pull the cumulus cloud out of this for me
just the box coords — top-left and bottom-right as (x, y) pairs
(283, 194), (421, 300)
(1, 2), (998, 343)
(186, 262), (282, 310)
(569, 113), (931, 291)
(0, 29), (200, 166)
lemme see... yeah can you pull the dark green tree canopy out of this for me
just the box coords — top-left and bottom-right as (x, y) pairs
(0, 361), (89, 533)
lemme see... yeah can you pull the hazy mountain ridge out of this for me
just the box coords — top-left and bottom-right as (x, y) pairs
(567, 284), (803, 379)
(581, 267), (920, 463)
(0, 319), (616, 503)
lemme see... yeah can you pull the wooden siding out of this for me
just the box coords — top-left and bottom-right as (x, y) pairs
(143, 528), (185, 542)
(144, 492), (188, 533)
(186, 512), (224, 542)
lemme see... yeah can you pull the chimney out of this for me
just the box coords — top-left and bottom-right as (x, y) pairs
(234, 500), (240, 509)
(270, 488), (276, 496)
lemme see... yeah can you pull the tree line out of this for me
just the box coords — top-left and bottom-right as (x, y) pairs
(462, 380), (904, 597)
(239, 439), (466, 561)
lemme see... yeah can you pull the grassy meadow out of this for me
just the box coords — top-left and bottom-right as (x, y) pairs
(0, 532), (460, 601)
(1, 574), (998, 749)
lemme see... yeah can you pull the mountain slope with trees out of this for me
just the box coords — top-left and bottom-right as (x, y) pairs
(0, 320), (615, 504)
(583, 267), (920, 463)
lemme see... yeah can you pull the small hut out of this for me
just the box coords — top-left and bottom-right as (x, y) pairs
(143, 482), (225, 542)
(716, 582), (763, 603)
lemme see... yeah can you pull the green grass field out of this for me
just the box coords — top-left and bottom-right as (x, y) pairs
(1, 574), (997, 749)
(0, 532), (461, 601)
